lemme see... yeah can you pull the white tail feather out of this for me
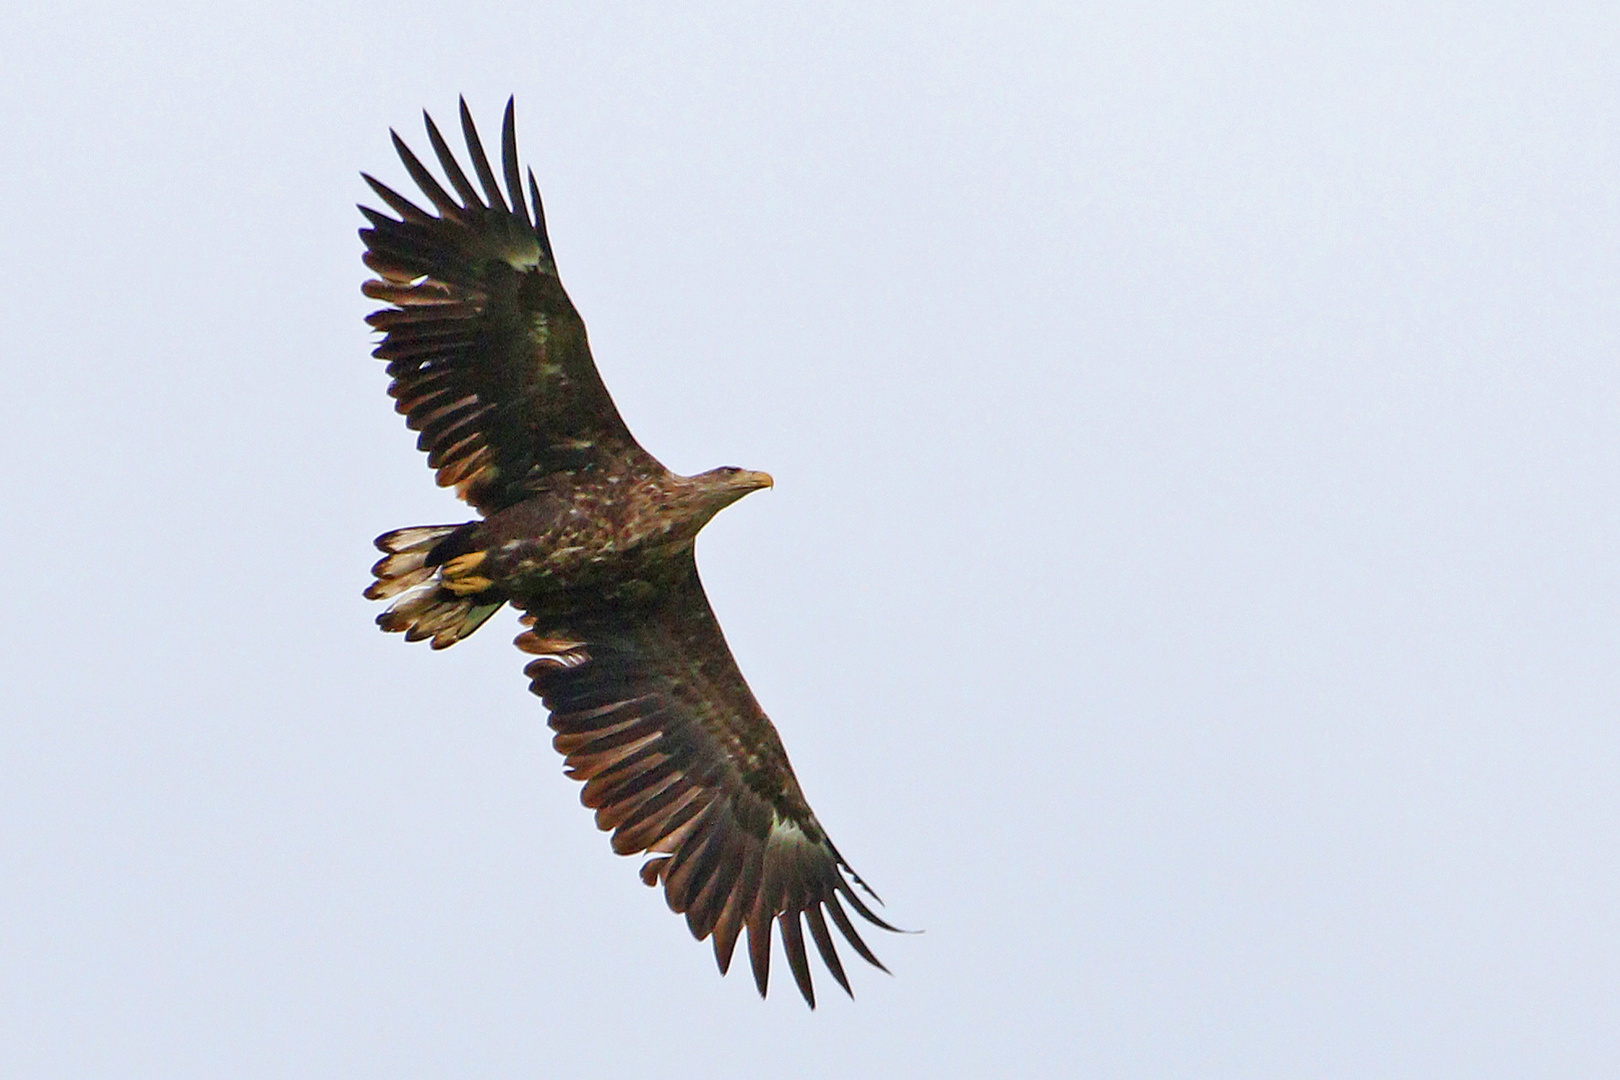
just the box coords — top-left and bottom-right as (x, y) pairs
(366, 524), (505, 649)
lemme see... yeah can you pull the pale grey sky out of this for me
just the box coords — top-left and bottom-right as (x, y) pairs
(4, 2), (1618, 1077)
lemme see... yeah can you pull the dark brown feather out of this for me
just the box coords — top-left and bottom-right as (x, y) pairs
(500, 98), (530, 229)
(579, 753), (678, 808)
(390, 130), (466, 223)
(610, 788), (706, 855)
(527, 168), (553, 259)
(669, 822), (729, 913)
(423, 111), (484, 210)
(684, 835), (745, 939)
(712, 849), (763, 975)
(458, 98), (508, 213)
(747, 907), (772, 998)
(780, 911), (815, 1008)
(805, 904), (851, 997)
(560, 718), (660, 761)
(825, 893), (888, 973)
(597, 771), (687, 833)
(663, 807), (726, 907)
(361, 174), (434, 224)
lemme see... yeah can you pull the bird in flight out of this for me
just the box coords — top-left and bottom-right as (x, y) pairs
(356, 98), (897, 1006)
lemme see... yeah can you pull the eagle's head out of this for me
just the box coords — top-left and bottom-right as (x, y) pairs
(653, 466), (772, 543)
(676, 466), (774, 527)
(699, 465), (775, 501)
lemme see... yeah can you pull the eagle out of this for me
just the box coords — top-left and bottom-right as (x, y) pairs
(356, 99), (897, 1006)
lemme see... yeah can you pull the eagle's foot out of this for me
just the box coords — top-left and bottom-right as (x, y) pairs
(440, 551), (494, 594)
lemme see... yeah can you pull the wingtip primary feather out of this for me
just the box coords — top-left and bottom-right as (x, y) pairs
(824, 892), (891, 975)
(780, 911), (817, 1008)
(501, 97), (532, 229)
(423, 109), (484, 210)
(805, 905), (853, 998)
(361, 172), (433, 224)
(746, 909), (772, 998)
(391, 128), (466, 223)
(458, 96), (509, 213)
(528, 167), (553, 259)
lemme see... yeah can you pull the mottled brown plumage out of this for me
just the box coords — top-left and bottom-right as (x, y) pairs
(357, 99), (896, 1006)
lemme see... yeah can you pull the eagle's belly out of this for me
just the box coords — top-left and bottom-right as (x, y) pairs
(477, 487), (697, 607)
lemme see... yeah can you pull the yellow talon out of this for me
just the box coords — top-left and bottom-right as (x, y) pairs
(442, 574), (493, 595)
(442, 552), (488, 575)
(439, 551), (494, 594)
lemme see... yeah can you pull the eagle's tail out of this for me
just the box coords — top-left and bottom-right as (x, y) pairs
(365, 524), (506, 650)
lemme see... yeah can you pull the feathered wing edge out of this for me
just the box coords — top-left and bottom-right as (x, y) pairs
(516, 591), (899, 1007)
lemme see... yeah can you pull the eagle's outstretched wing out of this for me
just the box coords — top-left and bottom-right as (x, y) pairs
(359, 99), (655, 515)
(517, 551), (897, 1006)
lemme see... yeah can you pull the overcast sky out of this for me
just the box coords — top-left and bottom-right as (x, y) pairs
(4, 2), (1617, 1077)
